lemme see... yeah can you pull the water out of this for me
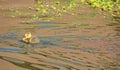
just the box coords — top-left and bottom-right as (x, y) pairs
(0, 20), (120, 70)
(0, 33), (120, 52)
(37, 26), (57, 28)
(107, 17), (120, 36)
(0, 48), (25, 53)
(29, 22), (56, 24)
(0, 32), (18, 40)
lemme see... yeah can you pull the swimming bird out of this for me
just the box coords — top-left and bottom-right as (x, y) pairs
(22, 32), (40, 44)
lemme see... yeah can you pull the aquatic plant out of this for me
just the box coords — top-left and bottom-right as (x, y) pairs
(31, 0), (119, 18)
(33, 0), (79, 17)
(80, 0), (120, 17)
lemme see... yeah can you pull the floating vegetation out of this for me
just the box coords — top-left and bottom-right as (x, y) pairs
(31, 0), (80, 17)
(80, 0), (120, 17)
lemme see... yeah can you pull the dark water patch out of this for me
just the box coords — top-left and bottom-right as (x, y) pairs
(109, 38), (120, 41)
(75, 22), (89, 26)
(61, 46), (80, 50)
(107, 48), (114, 51)
(41, 40), (60, 47)
(10, 40), (25, 47)
(53, 27), (76, 31)
(2, 56), (25, 64)
(0, 56), (43, 70)
(14, 40), (42, 47)
(37, 35), (119, 51)
(38, 36), (62, 46)
(37, 26), (57, 29)
(0, 48), (26, 53)
(10, 43), (44, 53)
(50, 63), (79, 70)
(0, 32), (18, 40)
(37, 52), (83, 66)
(36, 64), (60, 70)
(38, 35), (101, 40)
(28, 22), (56, 24)
(48, 62), (65, 67)
(53, 26), (77, 32)
(39, 60), (82, 70)
(40, 61), (79, 70)
(38, 35), (91, 41)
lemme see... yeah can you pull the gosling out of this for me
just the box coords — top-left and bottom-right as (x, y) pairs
(22, 32), (40, 44)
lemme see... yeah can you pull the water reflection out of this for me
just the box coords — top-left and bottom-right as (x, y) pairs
(0, 48), (26, 53)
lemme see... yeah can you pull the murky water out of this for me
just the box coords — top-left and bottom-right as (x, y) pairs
(0, 48), (26, 53)
(108, 17), (120, 37)
(0, 21), (120, 70)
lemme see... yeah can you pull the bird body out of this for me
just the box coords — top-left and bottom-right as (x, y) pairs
(22, 32), (40, 44)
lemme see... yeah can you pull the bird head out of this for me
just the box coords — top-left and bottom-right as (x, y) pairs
(25, 32), (32, 39)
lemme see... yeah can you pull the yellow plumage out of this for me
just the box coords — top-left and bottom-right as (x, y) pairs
(25, 32), (32, 38)
(22, 32), (40, 44)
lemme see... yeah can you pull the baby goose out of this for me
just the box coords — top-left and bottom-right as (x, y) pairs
(25, 32), (32, 39)
(22, 32), (40, 44)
